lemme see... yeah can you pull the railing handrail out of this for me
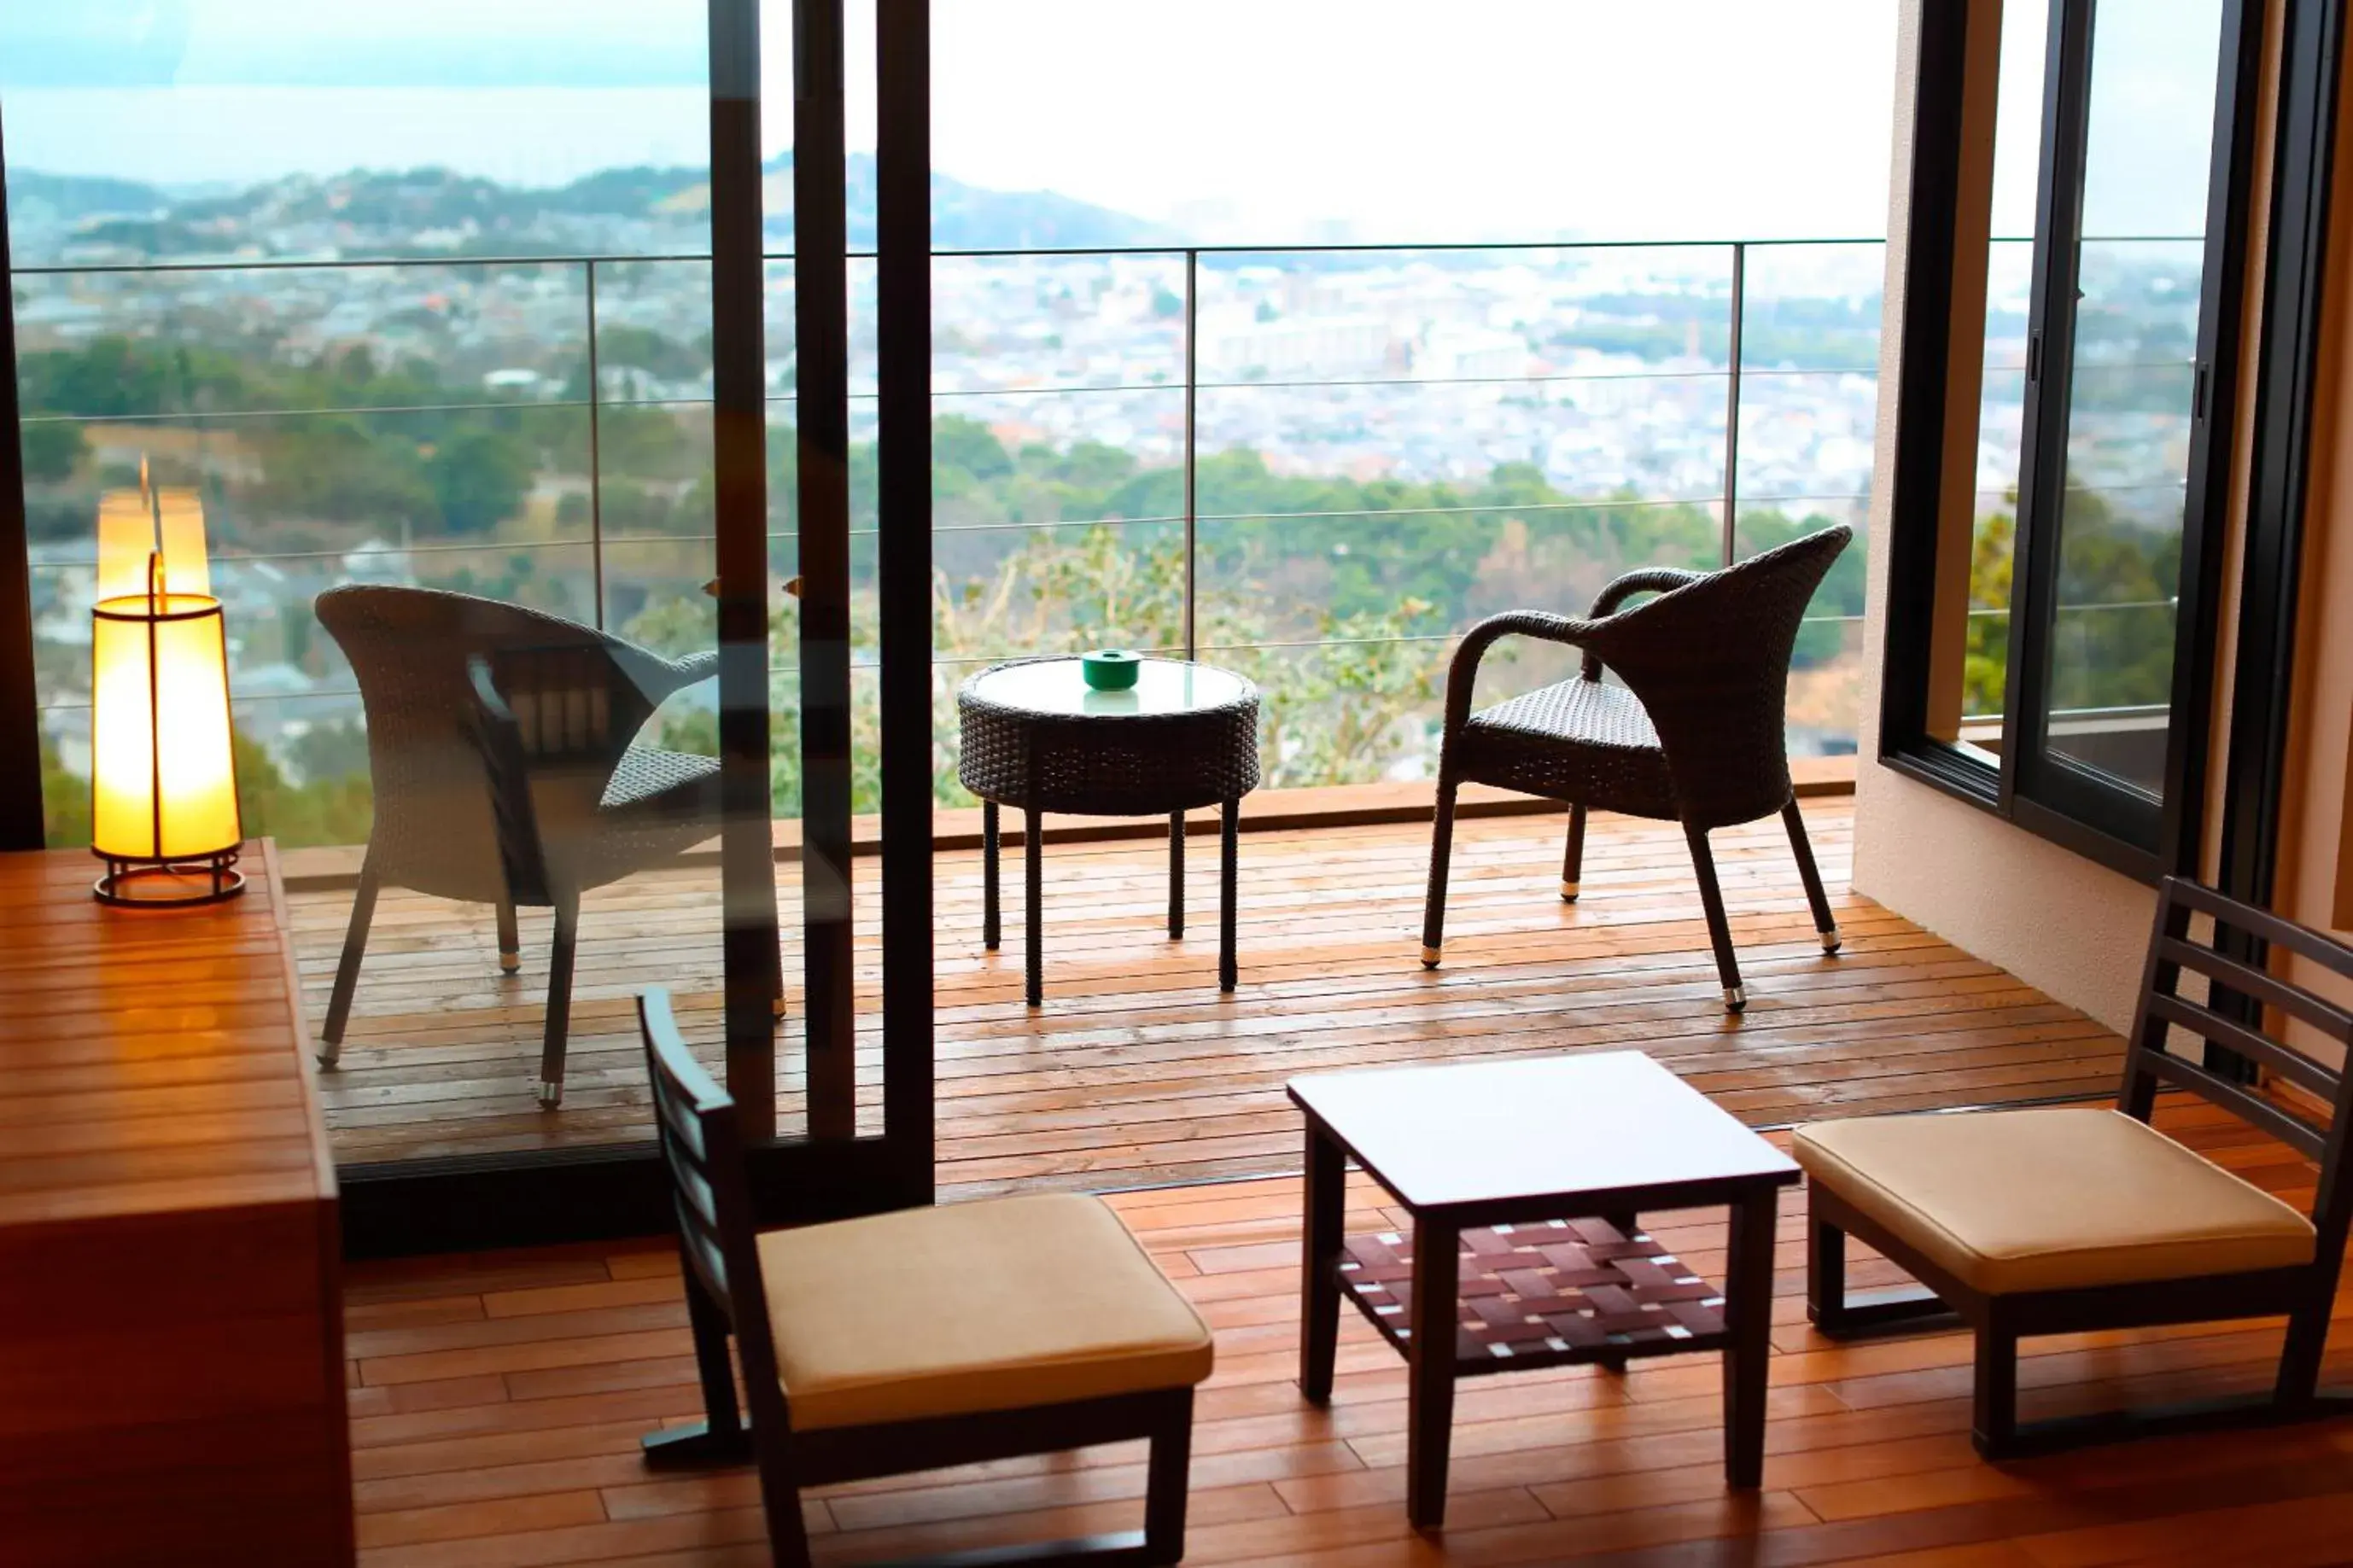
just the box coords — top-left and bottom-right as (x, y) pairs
(15, 226), (1993, 715)
(13, 235), (1891, 278)
(9, 229), (2210, 278)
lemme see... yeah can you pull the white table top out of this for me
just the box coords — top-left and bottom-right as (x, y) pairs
(966, 656), (1252, 719)
(1287, 1052), (1799, 1211)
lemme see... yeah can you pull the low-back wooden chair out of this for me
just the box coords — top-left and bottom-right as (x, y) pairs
(1798, 876), (2353, 1457)
(636, 988), (1213, 1566)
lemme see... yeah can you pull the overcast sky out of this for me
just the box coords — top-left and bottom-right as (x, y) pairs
(0, 2), (2221, 245)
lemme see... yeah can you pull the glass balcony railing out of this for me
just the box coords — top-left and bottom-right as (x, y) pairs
(17, 236), (1886, 848)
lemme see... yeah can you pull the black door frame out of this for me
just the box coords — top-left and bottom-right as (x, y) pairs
(875, 0), (937, 1206)
(2220, 0), (2345, 917)
(0, 102), (41, 854)
(795, 0), (860, 1141)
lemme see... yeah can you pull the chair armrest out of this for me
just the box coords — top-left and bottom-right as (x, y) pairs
(465, 657), (552, 904)
(1444, 611), (1602, 737)
(1579, 567), (1705, 680)
(603, 639), (720, 711)
(663, 647), (721, 691)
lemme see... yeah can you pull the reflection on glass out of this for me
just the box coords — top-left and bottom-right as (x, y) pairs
(2040, 0), (2223, 797)
(1944, 0), (2049, 747)
(6, 1), (741, 1165)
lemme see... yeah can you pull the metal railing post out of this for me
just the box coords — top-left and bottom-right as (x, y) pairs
(1722, 241), (1745, 567)
(1182, 247), (1199, 660)
(585, 258), (605, 627)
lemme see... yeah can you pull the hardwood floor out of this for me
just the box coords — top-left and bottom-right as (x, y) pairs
(291, 799), (2128, 1189)
(342, 1095), (2353, 1566)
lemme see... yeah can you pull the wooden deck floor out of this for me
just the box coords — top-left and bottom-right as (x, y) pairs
(291, 799), (2129, 1190)
(342, 1096), (2353, 1567)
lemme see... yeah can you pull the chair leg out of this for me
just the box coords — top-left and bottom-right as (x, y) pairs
(537, 893), (579, 1108)
(1807, 1210), (1848, 1333)
(748, 1384), (814, 1568)
(1782, 798), (1840, 953)
(1684, 823), (1744, 1010)
(642, 1272), (753, 1467)
(1142, 1388), (1195, 1565)
(1421, 771), (1459, 968)
(1971, 1326), (2020, 1458)
(495, 891), (522, 975)
(318, 859), (380, 1065)
(1562, 802), (1587, 902)
(2276, 1292), (2334, 1408)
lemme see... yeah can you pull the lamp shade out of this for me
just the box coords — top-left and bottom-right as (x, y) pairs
(88, 482), (244, 904)
(91, 592), (242, 862)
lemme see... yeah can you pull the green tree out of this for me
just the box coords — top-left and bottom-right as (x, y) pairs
(428, 428), (535, 534)
(19, 420), (86, 483)
(932, 414), (1013, 481)
(232, 730), (375, 848)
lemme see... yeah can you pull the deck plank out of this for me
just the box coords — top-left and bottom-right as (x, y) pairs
(342, 1101), (2353, 1565)
(291, 801), (2137, 1187)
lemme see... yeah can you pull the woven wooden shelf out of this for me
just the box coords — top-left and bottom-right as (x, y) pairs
(1338, 1216), (1731, 1373)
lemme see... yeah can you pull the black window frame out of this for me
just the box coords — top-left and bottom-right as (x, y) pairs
(1881, 0), (2266, 883)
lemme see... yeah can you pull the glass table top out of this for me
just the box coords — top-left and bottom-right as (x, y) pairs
(965, 656), (1252, 718)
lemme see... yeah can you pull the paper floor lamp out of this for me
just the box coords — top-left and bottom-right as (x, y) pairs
(89, 476), (244, 905)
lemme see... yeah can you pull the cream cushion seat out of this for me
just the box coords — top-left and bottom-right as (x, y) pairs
(1792, 1107), (2315, 1297)
(754, 1191), (1214, 1431)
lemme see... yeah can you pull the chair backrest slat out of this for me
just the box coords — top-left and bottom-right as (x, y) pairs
(663, 1140), (724, 1235)
(2122, 877), (2353, 1233)
(637, 987), (789, 1419)
(672, 1198), (732, 1302)
(2157, 935), (2353, 1046)
(2141, 1046), (2329, 1162)
(490, 644), (627, 764)
(2146, 990), (2340, 1103)
(2163, 876), (2353, 984)
(653, 1083), (709, 1163)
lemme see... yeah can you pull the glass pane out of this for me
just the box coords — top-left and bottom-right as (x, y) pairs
(1919, 0), (2046, 754)
(1188, 245), (1731, 786)
(1733, 240), (1883, 756)
(7, 2), (745, 1171)
(2038, 0), (2224, 798)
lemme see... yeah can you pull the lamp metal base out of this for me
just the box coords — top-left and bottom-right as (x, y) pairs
(93, 851), (247, 907)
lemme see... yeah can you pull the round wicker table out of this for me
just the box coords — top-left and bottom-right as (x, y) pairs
(956, 656), (1261, 1006)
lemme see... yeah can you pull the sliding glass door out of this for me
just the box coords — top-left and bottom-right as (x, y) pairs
(0, 0), (934, 1249)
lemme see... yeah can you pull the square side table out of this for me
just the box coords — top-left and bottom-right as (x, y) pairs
(1288, 1052), (1801, 1530)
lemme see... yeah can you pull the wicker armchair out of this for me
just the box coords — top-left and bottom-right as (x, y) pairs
(313, 586), (723, 1105)
(1421, 526), (1852, 1010)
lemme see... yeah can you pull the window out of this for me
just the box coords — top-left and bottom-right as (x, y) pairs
(1882, 0), (2259, 878)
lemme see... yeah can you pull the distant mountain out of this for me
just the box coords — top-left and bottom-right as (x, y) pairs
(6, 157), (1168, 261)
(6, 170), (170, 222)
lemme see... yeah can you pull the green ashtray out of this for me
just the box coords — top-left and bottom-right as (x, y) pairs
(1081, 649), (1141, 691)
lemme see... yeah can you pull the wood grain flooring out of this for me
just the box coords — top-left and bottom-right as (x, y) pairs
(290, 800), (2131, 1190)
(342, 1095), (2353, 1566)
